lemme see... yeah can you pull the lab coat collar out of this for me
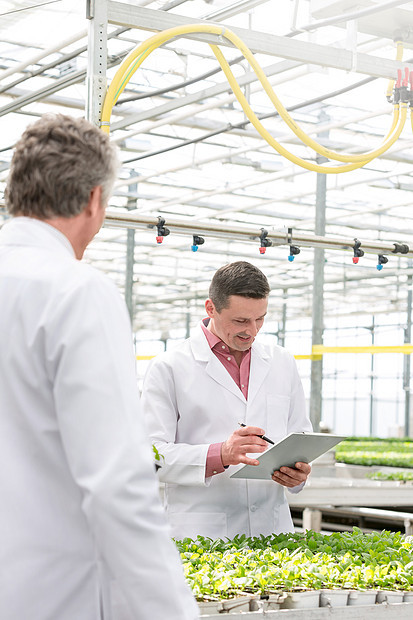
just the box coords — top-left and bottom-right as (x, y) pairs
(191, 322), (271, 403)
(0, 216), (75, 257)
(248, 345), (272, 405)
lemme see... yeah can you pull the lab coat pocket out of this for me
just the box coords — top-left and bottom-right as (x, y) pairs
(266, 395), (290, 443)
(168, 512), (227, 540)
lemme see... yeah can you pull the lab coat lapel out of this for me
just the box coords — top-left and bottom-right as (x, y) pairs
(247, 343), (271, 404)
(205, 355), (246, 402)
(190, 324), (246, 402)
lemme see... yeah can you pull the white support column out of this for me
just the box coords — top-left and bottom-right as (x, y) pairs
(302, 508), (322, 532)
(86, 0), (108, 126)
(404, 518), (413, 536)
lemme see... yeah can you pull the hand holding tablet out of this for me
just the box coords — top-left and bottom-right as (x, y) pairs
(229, 432), (346, 480)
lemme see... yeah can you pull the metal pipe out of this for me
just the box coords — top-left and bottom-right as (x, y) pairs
(104, 210), (413, 257)
(125, 174), (138, 323)
(369, 317), (375, 436)
(0, 45), (125, 119)
(0, 29), (87, 82)
(202, 0), (271, 22)
(310, 115), (328, 432)
(161, 0), (191, 11)
(404, 269), (412, 436)
(278, 288), (287, 347)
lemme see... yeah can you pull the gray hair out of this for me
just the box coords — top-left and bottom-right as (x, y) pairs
(5, 114), (119, 218)
(209, 261), (270, 312)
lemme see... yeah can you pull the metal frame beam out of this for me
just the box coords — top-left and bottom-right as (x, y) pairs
(107, 2), (412, 79)
(86, 0), (109, 125)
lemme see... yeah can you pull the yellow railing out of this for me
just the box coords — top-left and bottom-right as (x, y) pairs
(137, 344), (413, 363)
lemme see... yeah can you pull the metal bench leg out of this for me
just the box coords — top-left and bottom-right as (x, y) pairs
(404, 519), (413, 536)
(303, 508), (322, 532)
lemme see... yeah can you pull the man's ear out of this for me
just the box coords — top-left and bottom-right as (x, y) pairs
(85, 186), (102, 217)
(205, 298), (215, 318)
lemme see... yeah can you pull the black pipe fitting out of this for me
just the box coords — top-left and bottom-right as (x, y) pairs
(156, 216), (170, 243)
(259, 228), (272, 254)
(392, 242), (409, 254)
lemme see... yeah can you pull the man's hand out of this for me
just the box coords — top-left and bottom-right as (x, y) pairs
(221, 426), (268, 467)
(271, 462), (311, 488)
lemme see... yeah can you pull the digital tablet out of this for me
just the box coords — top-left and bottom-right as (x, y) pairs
(229, 432), (346, 480)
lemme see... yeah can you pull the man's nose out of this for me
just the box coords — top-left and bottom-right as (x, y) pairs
(245, 322), (258, 336)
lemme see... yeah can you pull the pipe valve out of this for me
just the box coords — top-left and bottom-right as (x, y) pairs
(259, 228), (272, 254)
(288, 245), (300, 262)
(156, 216), (170, 244)
(377, 255), (388, 271)
(353, 239), (364, 264)
(191, 235), (205, 252)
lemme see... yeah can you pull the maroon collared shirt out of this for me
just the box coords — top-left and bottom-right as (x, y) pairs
(201, 319), (251, 477)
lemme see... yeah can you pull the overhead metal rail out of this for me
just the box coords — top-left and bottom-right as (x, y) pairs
(85, 1), (413, 129)
(104, 209), (413, 258)
(104, 2), (412, 79)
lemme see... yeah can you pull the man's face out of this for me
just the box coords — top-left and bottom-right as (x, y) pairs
(205, 295), (268, 352)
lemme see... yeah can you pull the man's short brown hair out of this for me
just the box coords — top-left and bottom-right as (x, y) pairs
(209, 261), (270, 312)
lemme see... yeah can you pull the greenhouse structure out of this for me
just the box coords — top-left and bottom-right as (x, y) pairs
(2, 0), (413, 618)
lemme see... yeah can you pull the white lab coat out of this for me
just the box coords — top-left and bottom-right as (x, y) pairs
(141, 322), (313, 541)
(0, 218), (199, 620)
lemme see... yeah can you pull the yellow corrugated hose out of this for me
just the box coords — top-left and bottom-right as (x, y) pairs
(100, 24), (407, 174)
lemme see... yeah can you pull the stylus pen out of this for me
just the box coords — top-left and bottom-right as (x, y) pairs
(238, 422), (275, 445)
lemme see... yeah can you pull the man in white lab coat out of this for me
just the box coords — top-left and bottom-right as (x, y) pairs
(0, 114), (199, 620)
(142, 261), (313, 540)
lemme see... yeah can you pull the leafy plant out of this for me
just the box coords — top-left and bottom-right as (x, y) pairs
(175, 529), (413, 600)
(367, 471), (413, 482)
(152, 444), (164, 470)
(336, 438), (413, 468)
(152, 444), (163, 461)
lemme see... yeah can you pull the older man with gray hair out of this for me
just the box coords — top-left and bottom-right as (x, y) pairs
(0, 114), (199, 620)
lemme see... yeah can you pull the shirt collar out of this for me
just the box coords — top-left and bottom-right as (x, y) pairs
(200, 318), (251, 359)
(0, 216), (75, 257)
(201, 318), (223, 349)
